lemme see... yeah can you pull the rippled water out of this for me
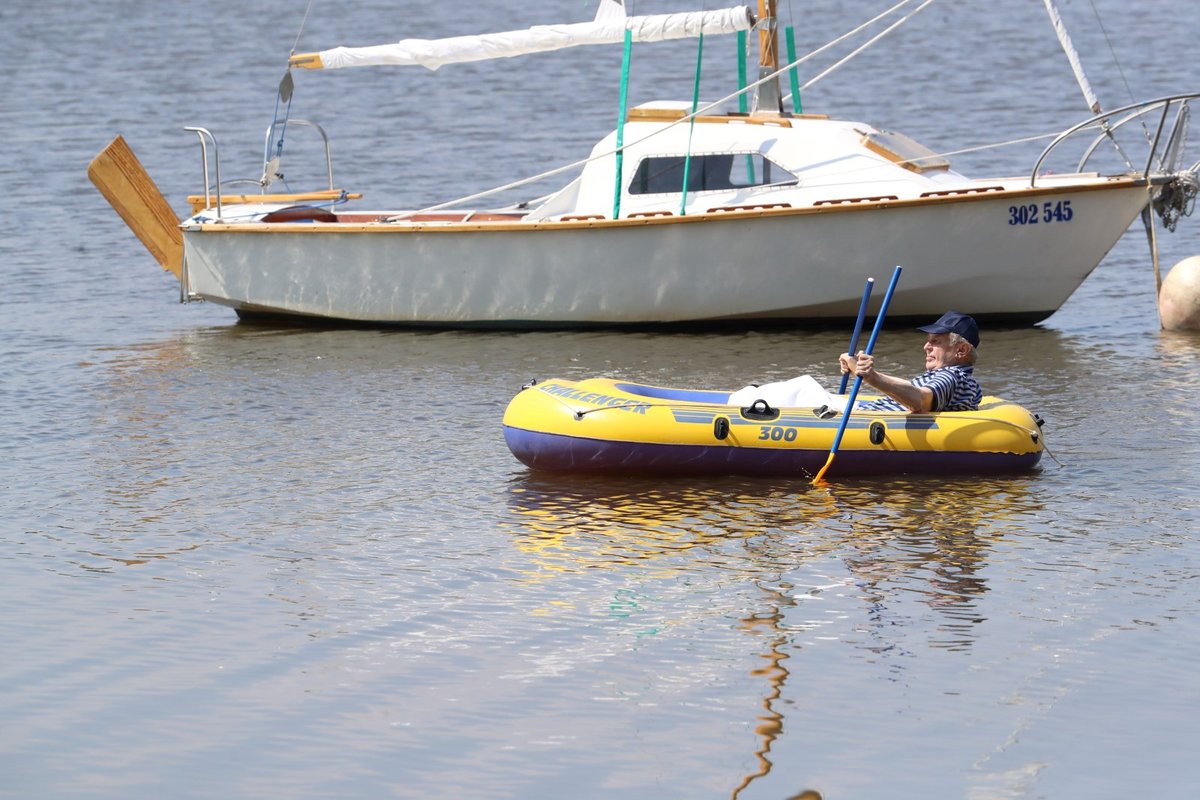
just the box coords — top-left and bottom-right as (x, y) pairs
(2, 1), (1200, 798)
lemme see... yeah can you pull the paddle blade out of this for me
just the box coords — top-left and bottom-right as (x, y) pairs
(812, 452), (836, 484)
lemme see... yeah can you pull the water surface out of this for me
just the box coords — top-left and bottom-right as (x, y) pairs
(1, 1), (1199, 798)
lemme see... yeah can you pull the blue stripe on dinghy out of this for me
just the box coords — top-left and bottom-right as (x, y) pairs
(608, 384), (941, 433)
(671, 408), (873, 429)
(611, 382), (731, 404)
(669, 408), (938, 432)
(503, 427), (1039, 477)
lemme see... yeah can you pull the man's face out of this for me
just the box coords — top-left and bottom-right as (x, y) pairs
(923, 333), (967, 369)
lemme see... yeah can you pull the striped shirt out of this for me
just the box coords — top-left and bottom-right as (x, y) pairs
(857, 365), (982, 412)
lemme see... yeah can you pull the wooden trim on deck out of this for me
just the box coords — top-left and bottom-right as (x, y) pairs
(625, 108), (828, 126)
(814, 195), (899, 206)
(187, 190), (363, 214)
(184, 177), (1146, 234)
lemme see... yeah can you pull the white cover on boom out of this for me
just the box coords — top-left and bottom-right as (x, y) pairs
(308, 5), (755, 71)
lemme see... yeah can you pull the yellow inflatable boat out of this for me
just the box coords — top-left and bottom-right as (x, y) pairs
(502, 377), (1044, 477)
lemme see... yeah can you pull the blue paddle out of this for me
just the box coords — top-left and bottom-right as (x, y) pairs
(838, 277), (875, 394)
(813, 265), (902, 484)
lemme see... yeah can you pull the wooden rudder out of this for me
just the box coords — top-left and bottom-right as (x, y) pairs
(88, 136), (183, 279)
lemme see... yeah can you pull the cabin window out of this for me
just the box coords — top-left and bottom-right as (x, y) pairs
(860, 129), (951, 173)
(628, 153), (797, 195)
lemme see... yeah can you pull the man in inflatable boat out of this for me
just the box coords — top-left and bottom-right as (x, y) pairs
(728, 311), (983, 415)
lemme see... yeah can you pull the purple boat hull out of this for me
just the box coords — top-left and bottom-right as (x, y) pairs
(503, 427), (1042, 478)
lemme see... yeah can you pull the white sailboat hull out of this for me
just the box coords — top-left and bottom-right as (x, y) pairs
(90, 0), (1197, 331)
(181, 180), (1149, 326)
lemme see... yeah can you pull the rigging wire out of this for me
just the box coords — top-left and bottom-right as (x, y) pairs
(263, 0), (318, 188)
(391, 0), (931, 219)
(795, 0), (933, 97)
(1088, 0), (1137, 108)
(1085, 0), (1156, 153)
(291, 0), (317, 56)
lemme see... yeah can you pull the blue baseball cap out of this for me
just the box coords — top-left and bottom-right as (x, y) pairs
(918, 311), (980, 348)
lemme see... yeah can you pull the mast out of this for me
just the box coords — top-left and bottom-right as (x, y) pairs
(752, 0), (783, 115)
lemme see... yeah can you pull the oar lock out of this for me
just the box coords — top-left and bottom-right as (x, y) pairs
(869, 420), (886, 445)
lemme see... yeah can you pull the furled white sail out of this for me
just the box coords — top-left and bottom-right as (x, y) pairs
(289, 5), (755, 71)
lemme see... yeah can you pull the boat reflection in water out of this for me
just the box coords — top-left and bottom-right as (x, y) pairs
(502, 473), (1041, 623)
(503, 473), (1043, 795)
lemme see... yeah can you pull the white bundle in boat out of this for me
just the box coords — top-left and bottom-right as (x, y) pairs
(293, 5), (755, 71)
(727, 376), (849, 412)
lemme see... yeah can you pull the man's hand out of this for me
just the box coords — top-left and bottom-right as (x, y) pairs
(839, 351), (875, 379)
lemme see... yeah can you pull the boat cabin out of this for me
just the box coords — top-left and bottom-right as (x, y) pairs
(525, 101), (968, 220)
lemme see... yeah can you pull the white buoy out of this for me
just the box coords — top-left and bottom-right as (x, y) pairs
(1159, 256), (1200, 331)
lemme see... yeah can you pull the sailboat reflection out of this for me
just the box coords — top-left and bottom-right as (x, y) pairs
(729, 581), (796, 799)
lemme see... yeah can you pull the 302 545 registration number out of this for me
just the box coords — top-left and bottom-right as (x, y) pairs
(1009, 200), (1073, 225)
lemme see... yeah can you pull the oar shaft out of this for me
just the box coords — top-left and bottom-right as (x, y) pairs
(814, 265), (902, 483)
(860, 266), (902, 355)
(838, 277), (874, 394)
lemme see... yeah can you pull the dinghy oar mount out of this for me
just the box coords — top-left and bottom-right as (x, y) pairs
(869, 420), (886, 445)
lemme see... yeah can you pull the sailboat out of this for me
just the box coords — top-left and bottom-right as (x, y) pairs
(89, 0), (1198, 328)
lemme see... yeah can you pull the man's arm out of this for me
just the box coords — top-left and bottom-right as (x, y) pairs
(839, 352), (934, 412)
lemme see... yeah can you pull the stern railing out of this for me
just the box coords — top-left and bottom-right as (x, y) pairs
(185, 119), (336, 220)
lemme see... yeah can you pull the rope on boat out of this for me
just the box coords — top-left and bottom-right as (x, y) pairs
(524, 381), (1052, 462)
(384, 0), (937, 220)
(290, 0), (317, 57)
(612, 29), (633, 220)
(783, 25), (802, 114)
(790, 0), (935, 101)
(558, 393), (1046, 442)
(383, 0), (1135, 220)
(571, 399), (722, 418)
(521, 383), (723, 419)
(1155, 169), (1199, 232)
(679, 32), (705, 215)
(1040, 439), (1063, 467)
(261, 0), (317, 191)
